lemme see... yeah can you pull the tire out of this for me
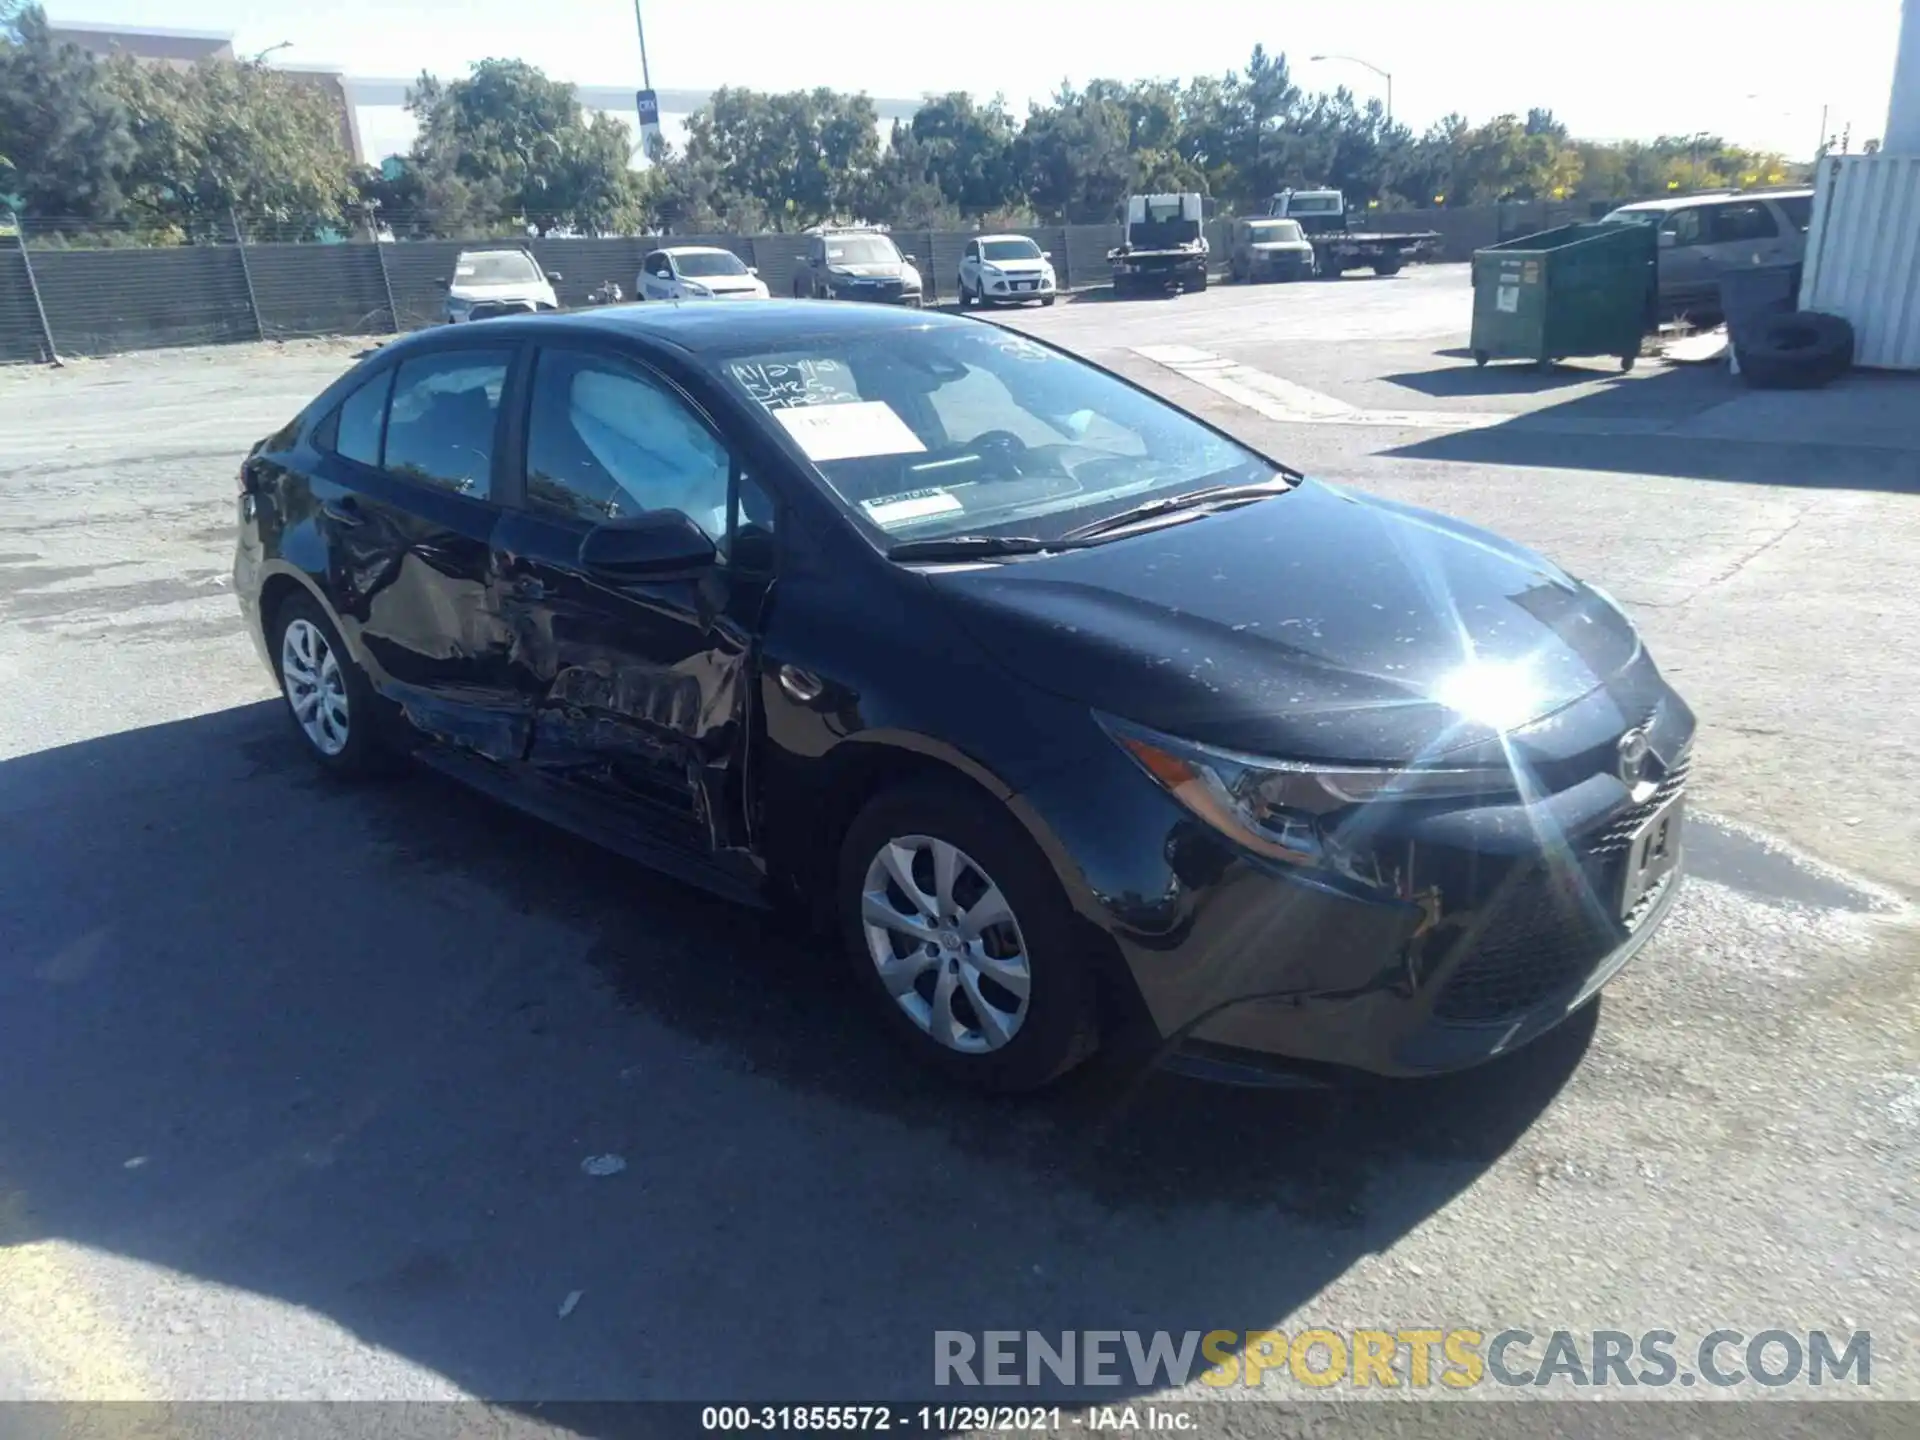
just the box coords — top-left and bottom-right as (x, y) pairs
(1185, 270), (1209, 293)
(1041, 294), (1056, 307)
(1373, 256), (1402, 277)
(1620, 354), (1637, 373)
(270, 590), (394, 778)
(957, 277), (972, 309)
(839, 778), (1100, 1092)
(1737, 310), (1855, 390)
(1473, 350), (1490, 367)
(1319, 260), (1344, 281)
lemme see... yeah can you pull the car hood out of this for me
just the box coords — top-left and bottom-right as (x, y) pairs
(927, 480), (1641, 764)
(449, 279), (552, 304)
(1250, 241), (1312, 253)
(831, 262), (907, 279)
(984, 259), (1050, 274)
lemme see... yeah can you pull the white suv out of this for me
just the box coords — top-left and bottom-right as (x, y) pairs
(958, 235), (1058, 308)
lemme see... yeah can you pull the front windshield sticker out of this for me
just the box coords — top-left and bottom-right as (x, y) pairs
(773, 400), (928, 462)
(984, 334), (1053, 364)
(861, 488), (964, 529)
(729, 359), (858, 410)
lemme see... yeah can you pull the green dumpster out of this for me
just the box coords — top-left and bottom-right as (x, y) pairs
(1469, 222), (1656, 371)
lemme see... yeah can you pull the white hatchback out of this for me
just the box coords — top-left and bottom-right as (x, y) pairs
(637, 246), (770, 302)
(958, 235), (1057, 308)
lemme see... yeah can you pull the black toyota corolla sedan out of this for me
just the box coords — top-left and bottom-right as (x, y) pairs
(234, 301), (1692, 1092)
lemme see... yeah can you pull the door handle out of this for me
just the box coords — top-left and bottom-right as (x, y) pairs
(777, 664), (825, 703)
(321, 497), (364, 527)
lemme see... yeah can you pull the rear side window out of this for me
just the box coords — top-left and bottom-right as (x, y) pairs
(383, 349), (511, 498)
(1775, 195), (1813, 231)
(1709, 201), (1779, 243)
(329, 369), (392, 467)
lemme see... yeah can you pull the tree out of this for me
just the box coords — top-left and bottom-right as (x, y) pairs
(1016, 83), (1134, 223)
(405, 59), (644, 235)
(0, 4), (136, 226)
(672, 86), (879, 229)
(104, 54), (358, 239)
(899, 92), (1019, 218)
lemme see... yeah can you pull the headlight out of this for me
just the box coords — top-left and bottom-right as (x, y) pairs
(681, 281), (710, 296)
(1097, 712), (1516, 885)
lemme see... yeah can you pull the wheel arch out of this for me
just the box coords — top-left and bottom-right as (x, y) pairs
(254, 563), (342, 666)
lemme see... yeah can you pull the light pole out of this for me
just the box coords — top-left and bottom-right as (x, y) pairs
(1310, 53), (1391, 127)
(632, 0), (652, 90)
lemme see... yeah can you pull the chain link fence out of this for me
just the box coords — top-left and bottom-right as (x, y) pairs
(0, 204), (1520, 364)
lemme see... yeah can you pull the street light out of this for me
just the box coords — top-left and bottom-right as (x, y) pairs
(1310, 53), (1392, 126)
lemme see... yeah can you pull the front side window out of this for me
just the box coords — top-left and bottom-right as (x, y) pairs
(645, 253), (671, 277)
(329, 367), (392, 467)
(1709, 201), (1779, 243)
(383, 350), (510, 497)
(716, 327), (1272, 546)
(525, 349), (732, 537)
(1660, 209), (1704, 246)
(981, 238), (1041, 262)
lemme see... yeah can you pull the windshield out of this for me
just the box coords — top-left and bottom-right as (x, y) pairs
(824, 236), (900, 265)
(454, 251), (541, 285)
(674, 250), (750, 278)
(1246, 221), (1304, 243)
(981, 238), (1042, 262)
(1600, 208), (1658, 226)
(715, 326), (1277, 547)
(1284, 194), (1341, 214)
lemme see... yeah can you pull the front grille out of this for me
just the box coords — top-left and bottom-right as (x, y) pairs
(1430, 755), (1689, 1025)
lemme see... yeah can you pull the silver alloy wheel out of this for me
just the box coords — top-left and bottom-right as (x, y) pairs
(280, 617), (350, 757)
(860, 834), (1032, 1054)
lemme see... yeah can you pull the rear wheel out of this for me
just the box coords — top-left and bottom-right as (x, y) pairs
(840, 779), (1099, 1092)
(271, 592), (393, 778)
(1373, 256), (1403, 276)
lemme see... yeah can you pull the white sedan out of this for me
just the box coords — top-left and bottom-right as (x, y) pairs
(637, 246), (770, 301)
(958, 234), (1058, 308)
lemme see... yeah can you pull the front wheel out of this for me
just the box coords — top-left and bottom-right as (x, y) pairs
(1041, 294), (1056, 307)
(839, 779), (1099, 1092)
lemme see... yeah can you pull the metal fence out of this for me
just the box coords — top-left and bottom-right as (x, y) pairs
(0, 206), (1529, 364)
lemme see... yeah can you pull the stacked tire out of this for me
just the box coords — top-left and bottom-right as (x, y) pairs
(1737, 311), (1855, 390)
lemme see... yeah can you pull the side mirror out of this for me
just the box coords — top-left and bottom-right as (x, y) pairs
(748, 266), (760, 276)
(578, 511), (716, 579)
(546, 270), (563, 281)
(1041, 250), (1053, 260)
(902, 253), (917, 264)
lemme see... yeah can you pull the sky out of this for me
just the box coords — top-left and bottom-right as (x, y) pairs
(48, 0), (1903, 164)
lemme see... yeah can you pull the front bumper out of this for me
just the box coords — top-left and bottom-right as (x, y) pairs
(981, 274), (1056, 299)
(1250, 251), (1315, 277)
(827, 281), (922, 306)
(1015, 696), (1694, 1082)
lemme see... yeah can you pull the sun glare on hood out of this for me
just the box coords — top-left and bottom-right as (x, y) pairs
(1431, 659), (1546, 733)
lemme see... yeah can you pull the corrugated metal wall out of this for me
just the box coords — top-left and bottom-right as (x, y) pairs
(1800, 153), (1920, 370)
(0, 245), (52, 364)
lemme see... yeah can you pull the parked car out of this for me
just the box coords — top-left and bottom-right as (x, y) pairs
(793, 228), (923, 305)
(1599, 189), (1814, 319)
(637, 246), (770, 302)
(441, 248), (561, 324)
(958, 234), (1057, 307)
(235, 302), (1693, 1093)
(1229, 217), (1317, 283)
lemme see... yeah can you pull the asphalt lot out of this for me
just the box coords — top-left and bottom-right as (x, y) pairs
(2, 264), (1917, 1414)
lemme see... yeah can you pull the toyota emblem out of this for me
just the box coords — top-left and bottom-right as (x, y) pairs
(1617, 727), (1652, 788)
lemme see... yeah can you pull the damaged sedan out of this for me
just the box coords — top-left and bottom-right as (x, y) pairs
(234, 302), (1692, 1092)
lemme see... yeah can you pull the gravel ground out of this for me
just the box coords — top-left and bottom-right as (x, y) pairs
(1, 275), (1915, 1422)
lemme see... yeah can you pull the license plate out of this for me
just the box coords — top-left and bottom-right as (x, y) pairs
(1619, 795), (1684, 923)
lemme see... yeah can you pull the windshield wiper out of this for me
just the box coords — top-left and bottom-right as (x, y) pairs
(1060, 477), (1296, 541)
(886, 534), (1063, 561)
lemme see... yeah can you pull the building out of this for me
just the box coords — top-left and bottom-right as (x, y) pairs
(46, 22), (365, 163)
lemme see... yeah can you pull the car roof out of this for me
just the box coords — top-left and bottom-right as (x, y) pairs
(974, 233), (1039, 244)
(653, 244), (735, 256)
(381, 300), (976, 360)
(456, 246), (533, 256)
(1610, 189), (1812, 213)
